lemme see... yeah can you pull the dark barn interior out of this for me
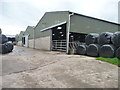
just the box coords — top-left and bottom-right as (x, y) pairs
(69, 32), (87, 42)
(52, 24), (66, 40)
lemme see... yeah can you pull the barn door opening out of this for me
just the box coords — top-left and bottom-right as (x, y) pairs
(52, 24), (67, 51)
(22, 35), (29, 47)
(69, 32), (87, 54)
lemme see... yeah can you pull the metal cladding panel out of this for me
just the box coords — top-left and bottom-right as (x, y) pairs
(34, 12), (69, 38)
(70, 15), (118, 34)
(15, 34), (19, 42)
(24, 26), (34, 40)
(18, 31), (24, 41)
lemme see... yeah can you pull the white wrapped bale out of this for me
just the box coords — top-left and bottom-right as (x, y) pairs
(86, 44), (100, 57)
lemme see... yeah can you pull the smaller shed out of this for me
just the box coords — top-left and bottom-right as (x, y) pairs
(17, 31), (24, 46)
(22, 26), (34, 48)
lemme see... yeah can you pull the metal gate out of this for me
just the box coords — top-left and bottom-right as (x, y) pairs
(69, 41), (82, 54)
(52, 40), (67, 51)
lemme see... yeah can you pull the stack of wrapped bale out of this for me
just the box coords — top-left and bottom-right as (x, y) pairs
(111, 32), (120, 59)
(98, 32), (116, 58)
(85, 33), (100, 57)
(0, 29), (14, 54)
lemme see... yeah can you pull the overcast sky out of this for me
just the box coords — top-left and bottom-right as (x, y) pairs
(0, 0), (119, 35)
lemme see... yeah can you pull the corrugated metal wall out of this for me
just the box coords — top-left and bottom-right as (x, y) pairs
(34, 11), (69, 39)
(70, 14), (118, 34)
(17, 31), (24, 41)
(24, 26), (34, 40)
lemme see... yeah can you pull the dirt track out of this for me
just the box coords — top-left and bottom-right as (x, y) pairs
(0, 46), (118, 88)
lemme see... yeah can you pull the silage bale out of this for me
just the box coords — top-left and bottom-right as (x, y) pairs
(85, 33), (99, 45)
(5, 43), (14, 52)
(0, 34), (8, 44)
(76, 44), (87, 55)
(99, 44), (116, 58)
(0, 44), (8, 54)
(111, 32), (120, 48)
(116, 47), (120, 59)
(98, 32), (113, 45)
(86, 44), (100, 57)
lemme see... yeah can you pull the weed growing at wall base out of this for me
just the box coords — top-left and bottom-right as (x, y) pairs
(96, 57), (120, 66)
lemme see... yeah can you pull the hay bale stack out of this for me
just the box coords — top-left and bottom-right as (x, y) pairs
(86, 44), (100, 57)
(76, 44), (87, 55)
(98, 32), (113, 45)
(111, 32), (120, 48)
(85, 33), (99, 45)
(99, 44), (116, 58)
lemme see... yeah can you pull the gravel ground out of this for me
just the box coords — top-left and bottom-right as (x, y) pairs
(0, 46), (119, 88)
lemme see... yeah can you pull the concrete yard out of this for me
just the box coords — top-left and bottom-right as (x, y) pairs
(0, 46), (119, 88)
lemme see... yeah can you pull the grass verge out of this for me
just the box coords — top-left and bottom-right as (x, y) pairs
(96, 57), (120, 66)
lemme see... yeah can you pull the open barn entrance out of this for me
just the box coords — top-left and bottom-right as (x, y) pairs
(51, 24), (67, 51)
(69, 32), (87, 54)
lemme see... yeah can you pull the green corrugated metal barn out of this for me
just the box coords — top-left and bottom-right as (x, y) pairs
(17, 11), (119, 53)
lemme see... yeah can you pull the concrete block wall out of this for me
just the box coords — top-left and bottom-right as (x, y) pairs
(29, 39), (34, 48)
(35, 36), (51, 50)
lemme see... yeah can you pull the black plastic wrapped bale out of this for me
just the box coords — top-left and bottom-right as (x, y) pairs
(5, 43), (13, 52)
(86, 44), (100, 57)
(111, 32), (120, 48)
(76, 44), (87, 55)
(98, 32), (113, 45)
(99, 44), (116, 58)
(0, 44), (8, 54)
(0, 34), (8, 44)
(116, 47), (120, 59)
(85, 33), (99, 45)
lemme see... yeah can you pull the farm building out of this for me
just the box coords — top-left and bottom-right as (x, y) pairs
(16, 11), (119, 53)
(16, 26), (34, 48)
(17, 31), (24, 46)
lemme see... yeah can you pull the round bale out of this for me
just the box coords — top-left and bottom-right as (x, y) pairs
(98, 32), (113, 45)
(116, 47), (120, 59)
(86, 44), (100, 57)
(111, 32), (120, 48)
(76, 44), (87, 55)
(99, 44), (116, 58)
(0, 34), (8, 44)
(85, 33), (99, 45)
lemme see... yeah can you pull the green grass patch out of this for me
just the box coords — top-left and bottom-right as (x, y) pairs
(96, 57), (120, 66)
